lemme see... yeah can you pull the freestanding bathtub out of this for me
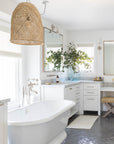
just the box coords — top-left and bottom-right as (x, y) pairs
(8, 100), (75, 144)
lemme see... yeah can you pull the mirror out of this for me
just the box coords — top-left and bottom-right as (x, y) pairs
(43, 27), (63, 72)
(104, 41), (114, 75)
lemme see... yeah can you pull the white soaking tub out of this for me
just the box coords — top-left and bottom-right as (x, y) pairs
(8, 100), (75, 144)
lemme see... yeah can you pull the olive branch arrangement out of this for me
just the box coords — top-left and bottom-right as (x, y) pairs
(46, 43), (92, 73)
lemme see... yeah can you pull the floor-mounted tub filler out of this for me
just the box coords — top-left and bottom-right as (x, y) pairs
(8, 100), (75, 144)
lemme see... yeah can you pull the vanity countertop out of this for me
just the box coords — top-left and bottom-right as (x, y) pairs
(100, 87), (114, 92)
(0, 98), (10, 105)
(42, 80), (102, 87)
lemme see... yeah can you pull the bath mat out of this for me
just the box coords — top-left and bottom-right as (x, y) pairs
(67, 115), (98, 129)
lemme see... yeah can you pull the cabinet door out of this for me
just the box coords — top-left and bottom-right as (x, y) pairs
(0, 105), (4, 144)
(42, 86), (64, 100)
(84, 96), (98, 111)
(65, 86), (76, 101)
(65, 86), (79, 117)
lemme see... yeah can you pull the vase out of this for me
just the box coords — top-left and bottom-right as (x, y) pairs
(68, 67), (74, 80)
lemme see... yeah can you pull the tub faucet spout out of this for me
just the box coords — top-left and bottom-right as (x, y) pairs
(22, 85), (27, 107)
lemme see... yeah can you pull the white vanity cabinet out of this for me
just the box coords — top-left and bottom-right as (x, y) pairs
(0, 101), (9, 144)
(41, 83), (81, 117)
(83, 83), (100, 115)
(41, 81), (101, 116)
(41, 85), (64, 100)
(64, 84), (80, 117)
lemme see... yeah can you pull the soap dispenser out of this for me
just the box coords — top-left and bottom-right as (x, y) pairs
(56, 75), (59, 83)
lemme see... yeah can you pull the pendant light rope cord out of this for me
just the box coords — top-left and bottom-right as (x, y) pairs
(26, 0), (30, 2)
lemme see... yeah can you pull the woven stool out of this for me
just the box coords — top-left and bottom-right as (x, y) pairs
(101, 97), (114, 117)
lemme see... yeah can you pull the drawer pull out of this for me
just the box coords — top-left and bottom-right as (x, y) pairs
(76, 93), (80, 95)
(87, 98), (95, 100)
(87, 92), (94, 94)
(69, 88), (72, 90)
(88, 86), (94, 88)
(75, 87), (79, 89)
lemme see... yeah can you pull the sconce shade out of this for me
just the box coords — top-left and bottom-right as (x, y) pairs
(10, 2), (44, 45)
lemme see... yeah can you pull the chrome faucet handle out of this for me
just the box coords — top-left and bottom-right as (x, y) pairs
(26, 79), (39, 86)
(23, 78), (39, 105)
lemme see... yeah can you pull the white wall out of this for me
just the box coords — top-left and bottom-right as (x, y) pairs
(67, 30), (114, 82)
(22, 46), (41, 83)
(0, 12), (11, 33)
(0, 0), (15, 14)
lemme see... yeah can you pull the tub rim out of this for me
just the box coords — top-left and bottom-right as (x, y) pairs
(8, 100), (75, 126)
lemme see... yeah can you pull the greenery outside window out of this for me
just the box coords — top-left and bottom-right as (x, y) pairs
(77, 44), (94, 72)
(45, 46), (63, 71)
(46, 43), (93, 73)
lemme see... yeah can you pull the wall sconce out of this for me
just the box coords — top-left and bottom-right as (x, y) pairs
(98, 41), (102, 51)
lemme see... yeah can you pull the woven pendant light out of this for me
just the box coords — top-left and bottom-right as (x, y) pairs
(10, 2), (44, 45)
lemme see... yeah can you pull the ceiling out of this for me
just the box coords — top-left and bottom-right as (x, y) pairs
(13, 0), (114, 31)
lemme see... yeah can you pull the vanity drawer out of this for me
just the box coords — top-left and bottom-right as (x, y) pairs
(66, 86), (80, 94)
(84, 89), (97, 96)
(67, 86), (75, 91)
(75, 85), (80, 89)
(84, 84), (97, 90)
(84, 96), (98, 111)
(75, 90), (80, 95)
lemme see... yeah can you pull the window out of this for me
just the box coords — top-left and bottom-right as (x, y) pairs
(77, 44), (94, 72)
(0, 31), (22, 107)
(0, 56), (21, 102)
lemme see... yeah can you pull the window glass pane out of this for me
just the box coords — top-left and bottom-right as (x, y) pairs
(77, 45), (94, 72)
(0, 30), (22, 106)
(0, 56), (21, 102)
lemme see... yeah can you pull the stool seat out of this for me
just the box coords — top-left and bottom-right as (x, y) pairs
(101, 97), (114, 117)
(101, 97), (114, 103)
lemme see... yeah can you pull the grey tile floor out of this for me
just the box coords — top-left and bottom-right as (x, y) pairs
(63, 115), (114, 144)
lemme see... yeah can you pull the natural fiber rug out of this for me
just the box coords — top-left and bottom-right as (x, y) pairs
(67, 115), (98, 129)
